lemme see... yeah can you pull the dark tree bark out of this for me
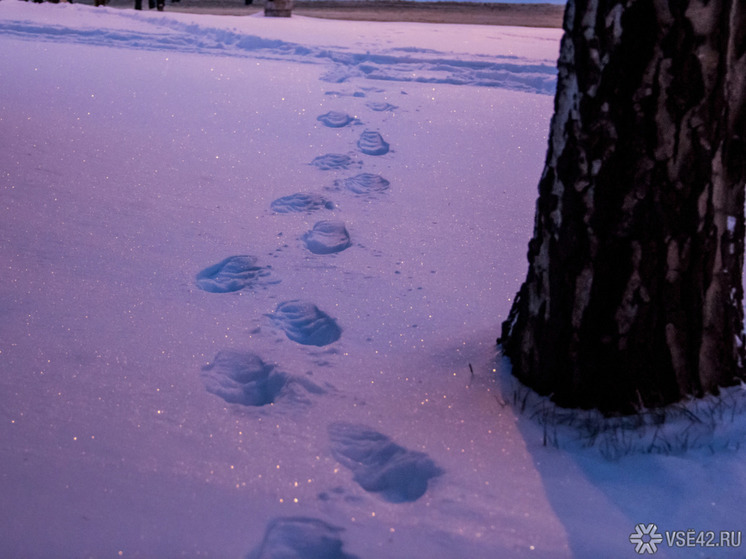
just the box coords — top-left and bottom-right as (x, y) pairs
(501, 0), (746, 414)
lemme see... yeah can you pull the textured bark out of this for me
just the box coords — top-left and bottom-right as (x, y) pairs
(501, 0), (746, 413)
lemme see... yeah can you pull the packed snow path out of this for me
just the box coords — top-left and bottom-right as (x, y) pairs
(0, 4), (558, 94)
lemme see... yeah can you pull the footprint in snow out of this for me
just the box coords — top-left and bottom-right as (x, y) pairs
(336, 173), (390, 195)
(317, 111), (358, 128)
(302, 220), (351, 255)
(357, 130), (389, 156)
(195, 255), (279, 293)
(366, 101), (397, 112)
(311, 153), (361, 171)
(246, 517), (358, 559)
(201, 350), (324, 407)
(270, 192), (334, 214)
(327, 422), (443, 503)
(267, 300), (342, 346)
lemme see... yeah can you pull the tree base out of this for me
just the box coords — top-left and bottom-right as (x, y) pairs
(501, 0), (746, 415)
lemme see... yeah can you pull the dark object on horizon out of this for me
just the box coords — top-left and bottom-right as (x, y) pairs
(265, 0), (292, 17)
(134, 0), (156, 9)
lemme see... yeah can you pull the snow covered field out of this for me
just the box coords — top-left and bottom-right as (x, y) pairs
(1, 2), (745, 558)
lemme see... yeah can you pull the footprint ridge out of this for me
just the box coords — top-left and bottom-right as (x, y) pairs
(270, 192), (334, 214)
(328, 422), (443, 503)
(336, 173), (390, 195)
(201, 350), (325, 407)
(268, 300), (342, 346)
(302, 220), (352, 255)
(246, 517), (358, 559)
(311, 153), (360, 171)
(317, 111), (358, 128)
(195, 255), (278, 293)
(357, 130), (389, 156)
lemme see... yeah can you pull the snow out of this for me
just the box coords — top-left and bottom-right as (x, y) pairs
(728, 215), (737, 233)
(1, 2), (745, 558)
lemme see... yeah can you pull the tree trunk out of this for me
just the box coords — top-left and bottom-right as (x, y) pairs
(501, 0), (746, 414)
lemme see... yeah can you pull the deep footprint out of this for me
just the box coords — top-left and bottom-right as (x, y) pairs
(246, 517), (359, 559)
(195, 255), (279, 293)
(311, 153), (360, 171)
(336, 173), (390, 195)
(302, 220), (351, 255)
(201, 350), (288, 406)
(327, 422), (443, 503)
(201, 350), (324, 407)
(366, 101), (397, 112)
(357, 130), (389, 156)
(270, 193), (334, 214)
(317, 111), (357, 128)
(267, 300), (342, 346)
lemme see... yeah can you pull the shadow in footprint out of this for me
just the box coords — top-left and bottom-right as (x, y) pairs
(328, 422), (443, 503)
(317, 111), (358, 128)
(201, 350), (324, 407)
(196, 255), (279, 293)
(246, 517), (359, 559)
(357, 130), (389, 156)
(267, 300), (342, 346)
(311, 153), (361, 171)
(271, 193), (334, 214)
(302, 220), (351, 255)
(336, 173), (390, 195)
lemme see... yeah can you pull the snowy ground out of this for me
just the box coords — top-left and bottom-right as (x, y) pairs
(1, 2), (745, 558)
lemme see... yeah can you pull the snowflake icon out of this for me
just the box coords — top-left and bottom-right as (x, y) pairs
(629, 523), (663, 554)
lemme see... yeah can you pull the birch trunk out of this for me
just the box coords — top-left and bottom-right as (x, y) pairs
(501, 0), (746, 413)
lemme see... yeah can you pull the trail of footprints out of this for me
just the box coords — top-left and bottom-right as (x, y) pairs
(191, 96), (441, 555)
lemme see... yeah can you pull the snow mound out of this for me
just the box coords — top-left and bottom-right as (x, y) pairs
(246, 517), (358, 559)
(357, 130), (390, 156)
(302, 221), (352, 255)
(336, 173), (390, 195)
(195, 255), (279, 293)
(310, 153), (361, 171)
(327, 422), (443, 503)
(270, 193), (335, 214)
(201, 350), (325, 407)
(502, 366), (746, 459)
(267, 300), (342, 346)
(316, 111), (358, 128)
